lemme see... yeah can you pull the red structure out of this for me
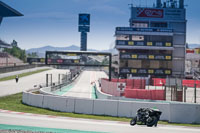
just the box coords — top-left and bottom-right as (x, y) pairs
(101, 78), (165, 100)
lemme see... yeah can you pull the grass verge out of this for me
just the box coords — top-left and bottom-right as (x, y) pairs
(0, 69), (50, 82)
(0, 93), (200, 127)
(0, 93), (130, 122)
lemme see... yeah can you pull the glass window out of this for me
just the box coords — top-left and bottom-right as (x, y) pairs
(132, 21), (148, 28)
(132, 35), (144, 41)
(145, 35), (172, 42)
(116, 35), (129, 40)
(150, 22), (168, 28)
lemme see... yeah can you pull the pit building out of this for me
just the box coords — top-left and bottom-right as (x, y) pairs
(115, 0), (186, 78)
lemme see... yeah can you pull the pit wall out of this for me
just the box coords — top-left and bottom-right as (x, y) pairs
(22, 91), (200, 124)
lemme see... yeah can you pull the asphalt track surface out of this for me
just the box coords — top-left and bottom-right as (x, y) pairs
(0, 111), (199, 133)
(62, 71), (108, 98)
(1, 69), (200, 132)
(0, 68), (69, 97)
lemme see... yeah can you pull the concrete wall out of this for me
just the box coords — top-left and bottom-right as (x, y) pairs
(22, 91), (200, 124)
(170, 103), (200, 123)
(0, 64), (45, 74)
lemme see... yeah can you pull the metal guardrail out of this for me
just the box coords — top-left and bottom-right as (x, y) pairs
(0, 64), (46, 74)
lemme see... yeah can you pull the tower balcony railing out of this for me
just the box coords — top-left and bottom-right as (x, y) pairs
(119, 68), (172, 76)
(116, 40), (173, 47)
(120, 53), (172, 61)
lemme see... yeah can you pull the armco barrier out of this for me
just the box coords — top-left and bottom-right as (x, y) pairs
(22, 91), (200, 124)
(0, 64), (45, 74)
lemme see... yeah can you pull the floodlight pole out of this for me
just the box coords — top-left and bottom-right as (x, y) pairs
(109, 54), (112, 81)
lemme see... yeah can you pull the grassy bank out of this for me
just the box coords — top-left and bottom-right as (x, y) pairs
(0, 93), (130, 122)
(0, 69), (50, 82)
(0, 93), (199, 127)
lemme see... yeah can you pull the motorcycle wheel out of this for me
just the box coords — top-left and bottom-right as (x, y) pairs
(146, 116), (158, 127)
(130, 117), (137, 126)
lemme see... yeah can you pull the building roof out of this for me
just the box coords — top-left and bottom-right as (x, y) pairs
(0, 39), (12, 48)
(186, 53), (200, 60)
(0, 1), (23, 17)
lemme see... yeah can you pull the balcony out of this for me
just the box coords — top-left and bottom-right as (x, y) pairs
(120, 53), (172, 61)
(115, 27), (173, 36)
(120, 68), (172, 76)
(115, 40), (174, 50)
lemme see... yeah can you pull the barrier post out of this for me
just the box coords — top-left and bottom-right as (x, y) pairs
(58, 74), (60, 84)
(46, 74), (48, 87)
(109, 54), (112, 81)
(51, 74), (53, 86)
(184, 86), (187, 102)
(171, 86), (173, 101)
(164, 85), (166, 100)
(194, 83), (197, 103)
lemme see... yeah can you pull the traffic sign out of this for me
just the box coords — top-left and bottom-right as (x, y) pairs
(79, 14), (90, 26)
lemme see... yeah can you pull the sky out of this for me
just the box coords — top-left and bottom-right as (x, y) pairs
(0, 0), (200, 50)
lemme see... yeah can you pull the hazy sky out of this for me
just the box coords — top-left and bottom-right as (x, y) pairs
(0, 0), (200, 50)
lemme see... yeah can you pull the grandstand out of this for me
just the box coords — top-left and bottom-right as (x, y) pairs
(0, 52), (24, 67)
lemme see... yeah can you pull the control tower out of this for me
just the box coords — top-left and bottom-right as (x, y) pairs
(115, 0), (186, 78)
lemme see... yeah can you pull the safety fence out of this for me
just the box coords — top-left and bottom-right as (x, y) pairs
(101, 79), (120, 96)
(124, 89), (165, 100)
(40, 70), (82, 95)
(101, 78), (165, 101)
(151, 78), (200, 88)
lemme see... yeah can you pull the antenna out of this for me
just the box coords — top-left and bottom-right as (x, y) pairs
(129, 0), (134, 7)
(145, 0), (147, 7)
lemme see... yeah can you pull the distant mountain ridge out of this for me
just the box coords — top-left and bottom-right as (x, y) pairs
(188, 44), (200, 49)
(26, 45), (115, 57)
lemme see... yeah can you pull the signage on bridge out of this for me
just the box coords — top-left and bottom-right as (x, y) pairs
(45, 51), (112, 81)
(27, 57), (45, 64)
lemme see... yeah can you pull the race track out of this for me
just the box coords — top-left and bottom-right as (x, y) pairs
(62, 70), (108, 98)
(0, 111), (199, 133)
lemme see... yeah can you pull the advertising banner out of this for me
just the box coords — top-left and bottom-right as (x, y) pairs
(137, 8), (163, 18)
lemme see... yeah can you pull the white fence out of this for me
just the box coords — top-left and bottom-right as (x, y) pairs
(22, 91), (200, 124)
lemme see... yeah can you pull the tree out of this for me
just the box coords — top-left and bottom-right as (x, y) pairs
(4, 45), (26, 62)
(27, 52), (38, 58)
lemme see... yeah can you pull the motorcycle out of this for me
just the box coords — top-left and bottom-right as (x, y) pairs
(130, 108), (162, 127)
